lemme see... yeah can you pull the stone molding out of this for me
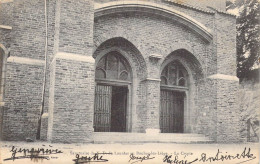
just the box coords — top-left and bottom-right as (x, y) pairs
(53, 52), (95, 63)
(7, 56), (45, 66)
(0, 102), (5, 106)
(0, 0), (13, 4)
(94, 1), (213, 42)
(207, 74), (239, 81)
(0, 25), (12, 30)
(42, 113), (48, 118)
(144, 78), (161, 82)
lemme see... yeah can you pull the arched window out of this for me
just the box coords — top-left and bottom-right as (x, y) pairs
(95, 51), (131, 81)
(160, 61), (188, 87)
(94, 51), (132, 132)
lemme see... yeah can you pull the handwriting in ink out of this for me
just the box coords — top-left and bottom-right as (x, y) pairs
(199, 147), (256, 163)
(72, 152), (112, 164)
(163, 154), (198, 164)
(3, 145), (63, 161)
(128, 153), (155, 164)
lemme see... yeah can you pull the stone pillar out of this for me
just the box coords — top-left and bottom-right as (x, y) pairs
(47, 53), (95, 143)
(209, 12), (240, 143)
(47, 0), (95, 143)
(145, 78), (161, 134)
(145, 55), (162, 134)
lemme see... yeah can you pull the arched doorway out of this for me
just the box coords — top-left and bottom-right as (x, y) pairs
(160, 61), (188, 133)
(94, 51), (132, 132)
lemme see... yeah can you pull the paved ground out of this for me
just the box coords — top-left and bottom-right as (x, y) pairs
(0, 141), (259, 164)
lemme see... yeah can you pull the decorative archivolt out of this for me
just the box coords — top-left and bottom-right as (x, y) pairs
(94, 1), (213, 43)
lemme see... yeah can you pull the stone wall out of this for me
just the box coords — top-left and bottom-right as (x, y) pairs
(3, 61), (44, 140)
(46, 0), (95, 143)
(48, 55), (95, 143)
(0, 1), (13, 26)
(2, 0), (45, 141)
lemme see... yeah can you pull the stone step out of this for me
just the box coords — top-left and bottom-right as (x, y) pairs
(93, 132), (214, 144)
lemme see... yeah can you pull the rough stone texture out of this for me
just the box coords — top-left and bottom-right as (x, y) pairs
(48, 58), (95, 143)
(3, 62), (43, 140)
(0, 1), (13, 26)
(0, 29), (12, 51)
(2, 0), (46, 141)
(11, 0), (46, 60)
(46, 0), (95, 143)
(216, 79), (240, 143)
(214, 12), (237, 76)
(196, 78), (218, 141)
(145, 80), (161, 129)
(58, 0), (94, 55)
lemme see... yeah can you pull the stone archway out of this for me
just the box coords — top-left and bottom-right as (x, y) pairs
(160, 60), (189, 133)
(93, 37), (148, 133)
(160, 49), (204, 133)
(94, 51), (132, 132)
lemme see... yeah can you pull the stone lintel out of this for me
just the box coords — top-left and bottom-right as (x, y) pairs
(42, 113), (48, 118)
(0, 102), (5, 106)
(7, 56), (45, 66)
(144, 78), (161, 82)
(207, 74), (239, 81)
(0, 25), (12, 30)
(53, 52), (95, 64)
(0, 0), (13, 3)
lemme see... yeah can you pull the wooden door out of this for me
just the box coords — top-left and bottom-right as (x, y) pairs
(160, 90), (184, 133)
(94, 85), (112, 132)
(110, 86), (127, 132)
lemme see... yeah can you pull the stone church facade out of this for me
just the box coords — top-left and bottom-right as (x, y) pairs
(0, 0), (241, 143)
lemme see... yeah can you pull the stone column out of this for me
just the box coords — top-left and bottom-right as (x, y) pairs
(145, 55), (162, 134)
(47, 0), (95, 143)
(209, 12), (240, 143)
(145, 78), (161, 134)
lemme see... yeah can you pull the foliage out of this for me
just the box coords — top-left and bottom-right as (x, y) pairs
(227, 0), (260, 78)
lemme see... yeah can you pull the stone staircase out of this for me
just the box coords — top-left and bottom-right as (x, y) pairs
(93, 132), (214, 144)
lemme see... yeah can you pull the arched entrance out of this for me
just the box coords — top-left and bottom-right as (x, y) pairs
(160, 61), (188, 133)
(94, 51), (132, 132)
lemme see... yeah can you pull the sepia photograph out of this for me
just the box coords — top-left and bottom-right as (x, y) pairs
(0, 0), (259, 163)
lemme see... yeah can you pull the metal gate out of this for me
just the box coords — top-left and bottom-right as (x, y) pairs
(94, 85), (112, 132)
(160, 90), (184, 133)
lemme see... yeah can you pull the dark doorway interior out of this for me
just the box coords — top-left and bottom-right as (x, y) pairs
(110, 86), (128, 132)
(93, 84), (128, 132)
(160, 90), (184, 133)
